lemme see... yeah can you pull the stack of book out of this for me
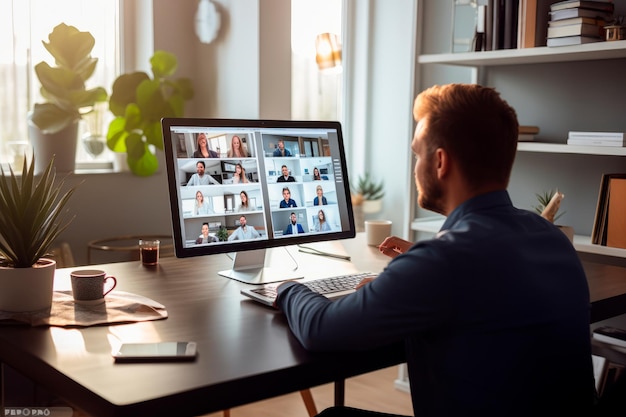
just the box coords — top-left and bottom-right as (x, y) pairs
(546, 0), (614, 47)
(567, 131), (625, 147)
(517, 125), (540, 141)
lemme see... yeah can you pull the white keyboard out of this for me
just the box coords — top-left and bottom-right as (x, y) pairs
(240, 272), (376, 306)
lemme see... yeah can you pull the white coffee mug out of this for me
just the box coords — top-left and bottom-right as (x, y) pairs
(365, 220), (392, 247)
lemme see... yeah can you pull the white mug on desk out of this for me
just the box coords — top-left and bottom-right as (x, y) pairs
(365, 220), (392, 247)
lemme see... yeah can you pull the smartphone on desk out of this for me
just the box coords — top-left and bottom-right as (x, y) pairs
(113, 341), (198, 363)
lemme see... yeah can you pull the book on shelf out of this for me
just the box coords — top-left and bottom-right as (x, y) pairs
(517, 125), (539, 141)
(567, 138), (626, 147)
(569, 131), (624, 139)
(548, 16), (608, 26)
(520, 125), (540, 134)
(591, 173), (626, 246)
(549, 7), (614, 21)
(593, 326), (626, 348)
(546, 35), (603, 46)
(606, 178), (626, 249)
(567, 137), (626, 148)
(518, 0), (558, 47)
(550, 0), (615, 13)
(547, 22), (604, 38)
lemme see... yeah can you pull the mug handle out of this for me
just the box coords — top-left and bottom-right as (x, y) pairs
(103, 275), (117, 297)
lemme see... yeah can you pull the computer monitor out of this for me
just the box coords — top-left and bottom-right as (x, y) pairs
(162, 118), (356, 284)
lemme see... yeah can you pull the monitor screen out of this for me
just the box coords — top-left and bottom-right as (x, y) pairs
(162, 118), (355, 284)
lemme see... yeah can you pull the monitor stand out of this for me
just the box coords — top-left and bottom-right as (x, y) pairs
(218, 249), (304, 285)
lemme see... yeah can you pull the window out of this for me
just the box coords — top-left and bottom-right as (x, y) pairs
(0, 0), (120, 167)
(291, 0), (342, 122)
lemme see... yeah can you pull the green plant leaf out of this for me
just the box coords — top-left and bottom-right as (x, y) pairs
(43, 23), (95, 71)
(150, 50), (178, 79)
(30, 103), (77, 134)
(127, 147), (159, 177)
(0, 156), (78, 267)
(106, 117), (130, 152)
(109, 72), (150, 117)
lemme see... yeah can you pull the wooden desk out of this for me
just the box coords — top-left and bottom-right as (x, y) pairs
(2, 234), (626, 416)
(0, 234), (402, 417)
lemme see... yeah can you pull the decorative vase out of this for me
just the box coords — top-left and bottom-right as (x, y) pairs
(28, 118), (79, 175)
(0, 258), (56, 312)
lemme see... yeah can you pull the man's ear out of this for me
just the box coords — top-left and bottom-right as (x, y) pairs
(435, 148), (450, 180)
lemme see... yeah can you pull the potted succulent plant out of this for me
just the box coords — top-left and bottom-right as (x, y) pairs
(352, 173), (385, 214)
(29, 23), (108, 175)
(106, 50), (194, 176)
(0, 156), (79, 312)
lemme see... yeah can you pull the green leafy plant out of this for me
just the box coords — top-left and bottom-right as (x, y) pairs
(352, 173), (385, 204)
(107, 50), (194, 176)
(0, 157), (79, 268)
(216, 226), (229, 242)
(534, 189), (565, 223)
(30, 23), (108, 134)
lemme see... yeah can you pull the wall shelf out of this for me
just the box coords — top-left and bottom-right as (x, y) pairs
(418, 40), (626, 67)
(411, 217), (626, 259)
(517, 142), (626, 157)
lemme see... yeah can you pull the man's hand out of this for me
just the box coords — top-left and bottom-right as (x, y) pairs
(378, 236), (412, 259)
(356, 276), (376, 289)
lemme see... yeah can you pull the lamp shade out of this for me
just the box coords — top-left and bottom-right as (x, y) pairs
(315, 33), (342, 70)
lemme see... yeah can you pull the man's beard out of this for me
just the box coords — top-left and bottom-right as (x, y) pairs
(417, 162), (444, 215)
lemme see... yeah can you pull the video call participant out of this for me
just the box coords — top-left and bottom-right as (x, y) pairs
(314, 209), (331, 232)
(275, 84), (594, 417)
(228, 215), (261, 241)
(312, 167), (322, 181)
(194, 190), (214, 215)
(273, 139), (291, 157)
(195, 222), (217, 244)
(284, 212), (305, 235)
(238, 190), (251, 212)
(277, 165), (295, 182)
(228, 135), (249, 158)
(280, 187), (297, 208)
(313, 185), (327, 206)
(187, 161), (219, 186)
(233, 163), (249, 184)
(193, 133), (219, 158)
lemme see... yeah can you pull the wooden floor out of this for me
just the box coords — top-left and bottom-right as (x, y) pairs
(200, 366), (413, 417)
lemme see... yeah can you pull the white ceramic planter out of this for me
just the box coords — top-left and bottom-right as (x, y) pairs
(0, 259), (56, 312)
(362, 199), (383, 214)
(28, 119), (79, 175)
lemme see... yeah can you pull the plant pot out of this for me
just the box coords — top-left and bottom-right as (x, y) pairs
(557, 225), (574, 243)
(0, 258), (56, 312)
(28, 118), (79, 175)
(362, 199), (383, 214)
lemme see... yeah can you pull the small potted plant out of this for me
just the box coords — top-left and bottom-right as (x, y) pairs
(0, 156), (79, 312)
(534, 189), (574, 242)
(352, 173), (385, 214)
(216, 226), (229, 242)
(106, 50), (194, 176)
(29, 23), (108, 174)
